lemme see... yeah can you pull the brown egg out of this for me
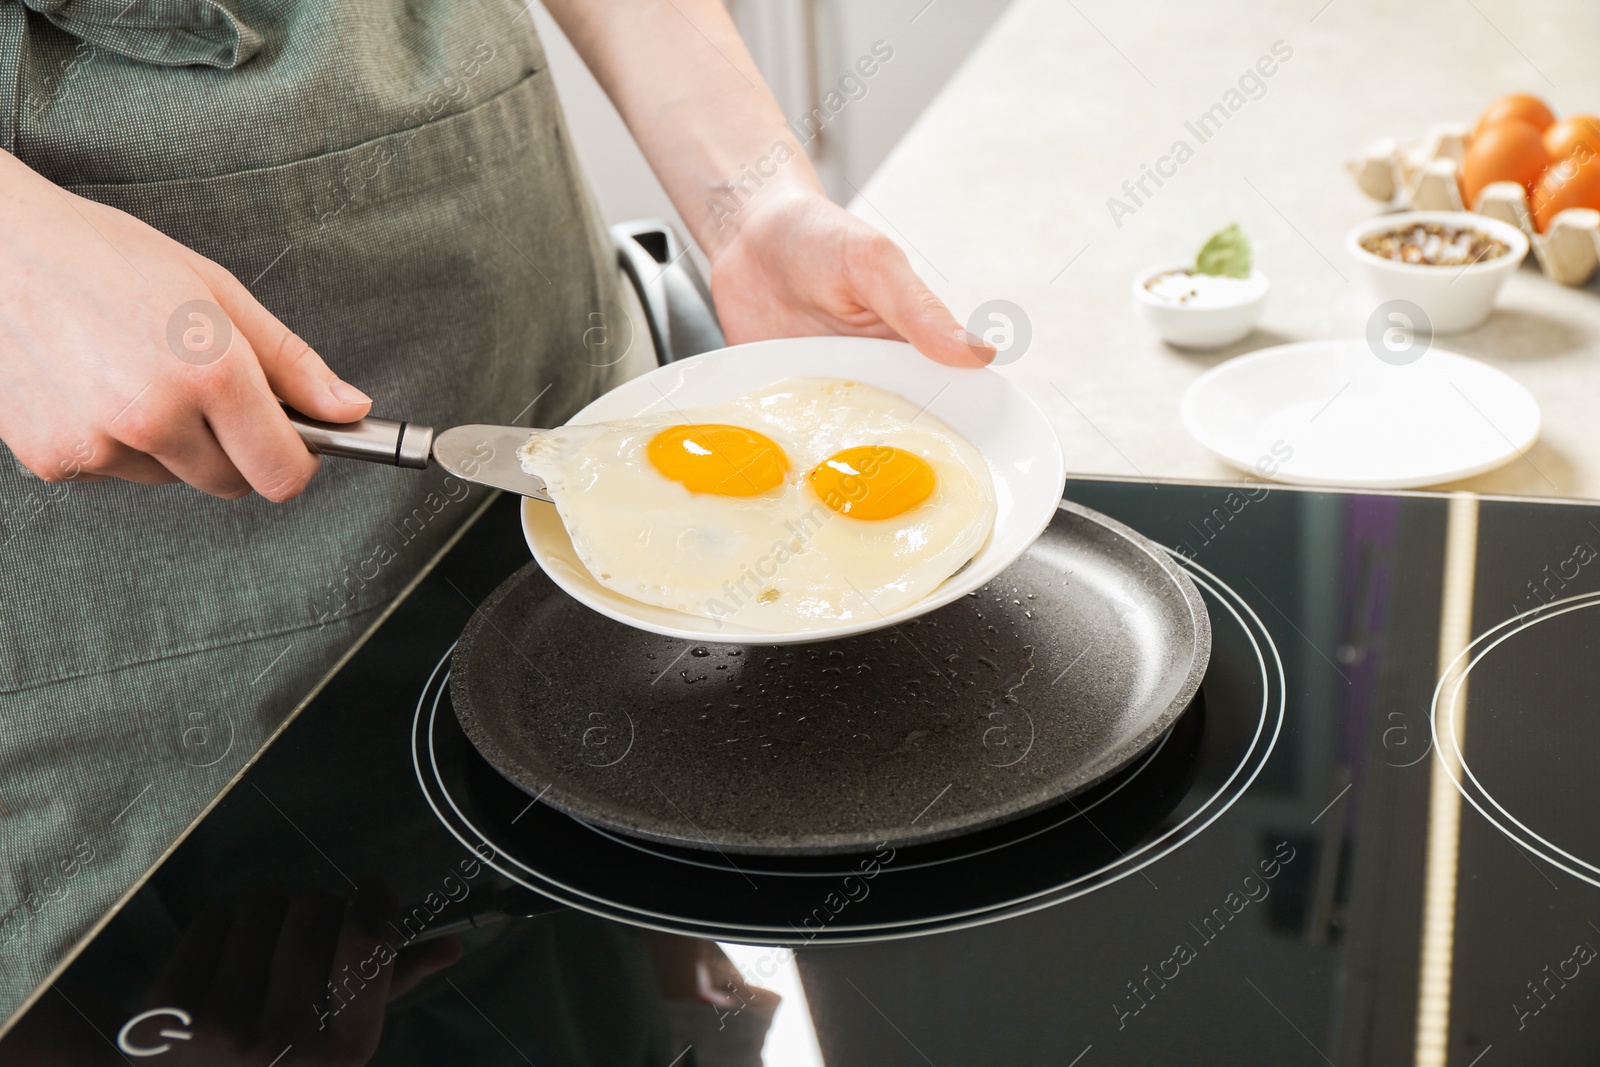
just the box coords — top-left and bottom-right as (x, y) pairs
(1532, 153), (1600, 231)
(1474, 93), (1556, 136)
(1543, 114), (1600, 163)
(1460, 119), (1550, 208)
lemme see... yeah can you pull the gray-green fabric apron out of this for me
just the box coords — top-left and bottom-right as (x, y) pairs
(0, 0), (625, 1027)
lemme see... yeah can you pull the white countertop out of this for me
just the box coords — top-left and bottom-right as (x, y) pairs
(853, 0), (1600, 500)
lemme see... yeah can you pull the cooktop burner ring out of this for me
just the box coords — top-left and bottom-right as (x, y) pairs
(411, 551), (1285, 942)
(1433, 590), (1600, 888)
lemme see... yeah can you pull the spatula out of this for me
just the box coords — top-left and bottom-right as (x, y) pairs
(286, 410), (553, 503)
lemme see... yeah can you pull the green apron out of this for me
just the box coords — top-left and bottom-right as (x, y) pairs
(0, 0), (624, 1026)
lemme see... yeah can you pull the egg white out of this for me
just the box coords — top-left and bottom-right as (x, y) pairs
(517, 377), (997, 633)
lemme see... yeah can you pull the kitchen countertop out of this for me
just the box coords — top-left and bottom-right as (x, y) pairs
(853, 0), (1600, 501)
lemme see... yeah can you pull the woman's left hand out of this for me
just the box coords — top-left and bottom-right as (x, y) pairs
(707, 188), (995, 368)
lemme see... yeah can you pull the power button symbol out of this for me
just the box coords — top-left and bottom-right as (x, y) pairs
(117, 1008), (194, 1057)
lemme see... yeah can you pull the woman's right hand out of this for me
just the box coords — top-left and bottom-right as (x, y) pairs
(0, 150), (373, 501)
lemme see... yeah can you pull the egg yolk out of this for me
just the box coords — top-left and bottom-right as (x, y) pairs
(648, 424), (789, 496)
(809, 445), (936, 520)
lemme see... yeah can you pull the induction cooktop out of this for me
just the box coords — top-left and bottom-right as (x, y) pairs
(5, 479), (1599, 1066)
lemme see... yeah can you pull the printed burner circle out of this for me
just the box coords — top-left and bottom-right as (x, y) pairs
(1432, 592), (1600, 888)
(413, 554), (1284, 942)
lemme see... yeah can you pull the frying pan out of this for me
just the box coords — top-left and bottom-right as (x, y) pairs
(448, 499), (1212, 855)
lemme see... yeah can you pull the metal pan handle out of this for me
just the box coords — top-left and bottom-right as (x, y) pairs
(612, 220), (725, 365)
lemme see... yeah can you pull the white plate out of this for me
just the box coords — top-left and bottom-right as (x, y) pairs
(1179, 340), (1541, 489)
(521, 337), (1066, 644)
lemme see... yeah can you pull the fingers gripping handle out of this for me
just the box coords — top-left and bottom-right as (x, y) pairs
(285, 407), (434, 469)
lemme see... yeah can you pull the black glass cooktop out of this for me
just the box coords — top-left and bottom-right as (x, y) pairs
(5, 479), (1600, 1065)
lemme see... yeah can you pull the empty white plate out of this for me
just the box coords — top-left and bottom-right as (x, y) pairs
(522, 337), (1066, 644)
(1180, 339), (1541, 489)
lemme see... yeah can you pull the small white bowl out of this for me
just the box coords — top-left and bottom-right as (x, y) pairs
(1131, 263), (1269, 350)
(1346, 211), (1529, 334)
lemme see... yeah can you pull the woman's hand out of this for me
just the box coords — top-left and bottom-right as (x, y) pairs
(708, 188), (994, 367)
(0, 150), (372, 499)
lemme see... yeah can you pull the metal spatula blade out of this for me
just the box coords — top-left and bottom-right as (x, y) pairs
(286, 410), (552, 502)
(432, 425), (552, 502)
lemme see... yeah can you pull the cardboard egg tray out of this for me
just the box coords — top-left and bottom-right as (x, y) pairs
(1346, 123), (1600, 286)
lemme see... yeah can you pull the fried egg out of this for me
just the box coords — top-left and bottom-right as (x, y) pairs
(516, 378), (997, 633)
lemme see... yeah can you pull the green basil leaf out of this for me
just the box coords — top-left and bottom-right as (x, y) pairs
(1195, 224), (1252, 278)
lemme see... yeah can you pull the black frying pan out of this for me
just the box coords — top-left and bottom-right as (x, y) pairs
(449, 499), (1211, 855)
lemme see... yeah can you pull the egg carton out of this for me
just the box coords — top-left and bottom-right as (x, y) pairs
(1346, 124), (1600, 286)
